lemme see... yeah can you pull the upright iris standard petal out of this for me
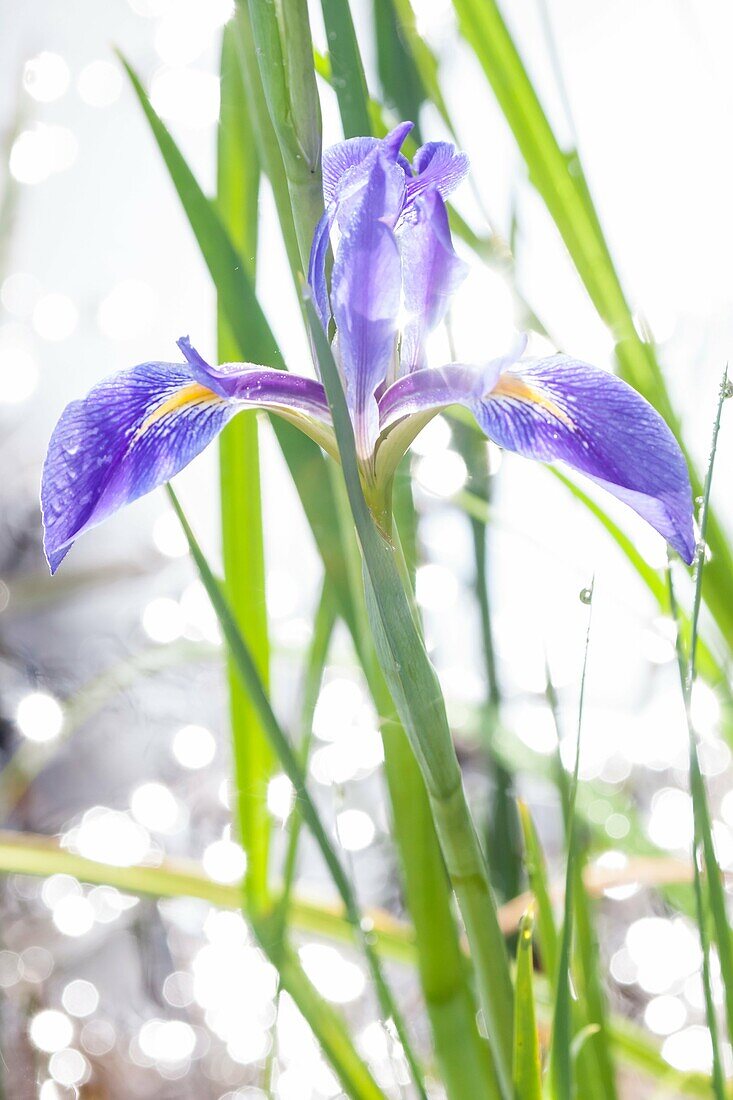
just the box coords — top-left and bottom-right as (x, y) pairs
(42, 350), (334, 572)
(331, 153), (404, 459)
(398, 190), (468, 374)
(405, 142), (470, 210)
(321, 123), (413, 206)
(474, 357), (696, 563)
(311, 124), (415, 333)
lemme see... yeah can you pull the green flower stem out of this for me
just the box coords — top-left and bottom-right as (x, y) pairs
(329, 466), (498, 1099)
(308, 293), (514, 1099)
(230, 6), (302, 285)
(244, 0), (324, 269)
(218, 22), (272, 915)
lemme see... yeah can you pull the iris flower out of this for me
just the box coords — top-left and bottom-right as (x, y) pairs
(41, 123), (694, 572)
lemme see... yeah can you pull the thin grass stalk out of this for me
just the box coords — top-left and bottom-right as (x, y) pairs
(167, 486), (429, 1098)
(306, 291), (515, 1098)
(217, 20), (272, 915)
(668, 368), (733, 1086)
(548, 688), (615, 1100)
(549, 580), (593, 1100)
(518, 802), (559, 990)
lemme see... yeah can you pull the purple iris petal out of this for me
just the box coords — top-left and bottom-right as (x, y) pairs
(307, 209), (335, 330)
(399, 189), (468, 374)
(331, 152), (404, 458)
(42, 351), (333, 572)
(41, 362), (232, 573)
(380, 340), (525, 428)
(379, 350), (693, 561)
(176, 338), (332, 422)
(474, 357), (695, 563)
(405, 142), (470, 210)
(321, 123), (413, 206)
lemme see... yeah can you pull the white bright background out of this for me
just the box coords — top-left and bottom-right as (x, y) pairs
(1, 0), (732, 1096)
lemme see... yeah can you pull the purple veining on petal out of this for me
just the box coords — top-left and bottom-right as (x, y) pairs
(408, 142), (470, 205)
(321, 123), (413, 207)
(398, 189), (468, 374)
(474, 357), (695, 562)
(41, 352), (333, 572)
(41, 362), (231, 573)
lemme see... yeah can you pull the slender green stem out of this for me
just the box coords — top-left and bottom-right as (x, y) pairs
(245, 0), (324, 268)
(230, 6), (302, 284)
(308, 293), (514, 1098)
(549, 580), (594, 1100)
(331, 460), (497, 1099)
(667, 368), (732, 1093)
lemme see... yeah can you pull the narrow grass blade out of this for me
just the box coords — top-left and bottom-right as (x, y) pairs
(668, 368), (732, 1094)
(167, 486), (429, 1099)
(387, 0), (454, 136)
(217, 18), (272, 915)
(449, 0), (733, 648)
(549, 580), (593, 1100)
(0, 829), (417, 963)
(571, 857), (618, 1100)
(319, 0), (371, 137)
(305, 288), (514, 1099)
(374, 0), (425, 141)
(273, 582), (336, 945)
(513, 910), (543, 1100)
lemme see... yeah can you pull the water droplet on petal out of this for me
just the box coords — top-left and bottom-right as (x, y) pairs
(579, 587), (593, 605)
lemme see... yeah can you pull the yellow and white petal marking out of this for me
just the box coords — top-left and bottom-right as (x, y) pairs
(489, 372), (575, 429)
(137, 382), (225, 440)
